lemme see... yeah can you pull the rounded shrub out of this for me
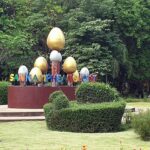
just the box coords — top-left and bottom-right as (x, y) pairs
(52, 94), (69, 110)
(132, 111), (150, 140)
(48, 91), (69, 110)
(48, 90), (64, 103)
(76, 82), (119, 103)
(44, 101), (126, 132)
(0, 81), (10, 105)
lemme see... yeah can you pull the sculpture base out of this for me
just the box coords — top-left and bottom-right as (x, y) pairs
(8, 86), (76, 109)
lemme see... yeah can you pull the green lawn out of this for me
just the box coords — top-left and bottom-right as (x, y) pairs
(0, 121), (150, 150)
(127, 102), (150, 108)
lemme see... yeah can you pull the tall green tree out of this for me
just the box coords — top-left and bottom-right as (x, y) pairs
(115, 0), (150, 95)
(0, 0), (63, 77)
(58, 0), (128, 80)
(115, 0), (150, 80)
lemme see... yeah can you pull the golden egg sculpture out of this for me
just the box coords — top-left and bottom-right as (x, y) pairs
(63, 57), (77, 74)
(34, 56), (48, 74)
(47, 27), (65, 51)
(73, 70), (79, 82)
(30, 67), (43, 83)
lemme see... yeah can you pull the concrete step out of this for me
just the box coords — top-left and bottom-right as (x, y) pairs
(0, 105), (45, 122)
(0, 111), (44, 117)
(0, 116), (45, 122)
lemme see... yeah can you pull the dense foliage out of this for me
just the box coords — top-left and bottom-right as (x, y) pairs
(132, 111), (150, 140)
(0, 0), (149, 96)
(0, 0), (62, 77)
(76, 82), (119, 103)
(48, 90), (64, 103)
(0, 81), (10, 105)
(52, 92), (69, 110)
(44, 101), (126, 132)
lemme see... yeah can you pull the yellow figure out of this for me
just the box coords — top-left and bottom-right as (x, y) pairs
(73, 70), (79, 82)
(9, 74), (14, 82)
(43, 74), (46, 82)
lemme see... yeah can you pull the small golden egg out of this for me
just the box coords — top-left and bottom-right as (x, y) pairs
(30, 67), (43, 83)
(34, 56), (48, 74)
(63, 57), (77, 74)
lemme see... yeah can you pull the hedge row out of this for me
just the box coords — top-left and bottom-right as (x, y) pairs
(0, 81), (10, 105)
(76, 82), (119, 103)
(44, 101), (126, 133)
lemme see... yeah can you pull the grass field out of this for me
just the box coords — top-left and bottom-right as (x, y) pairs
(0, 121), (150, 150)
(127, 102), (150, 108)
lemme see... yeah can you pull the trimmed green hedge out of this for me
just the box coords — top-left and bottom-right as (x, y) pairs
(48, 91), (69, 110)
(48, 91), (64, 103)
(0, 81), (10, 105)
(52, 94), (69, 110)
(76, 82), (119, 103)
(44, 101), (126, 133)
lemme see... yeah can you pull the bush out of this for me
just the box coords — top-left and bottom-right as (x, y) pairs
(44, 103), (54, 127)
(52, 94), (69, 110)
(76, 82), (119, 103)
(48, 90), (64, 103)
(47, 91), (69, 110)
(44, 101), (126, 132)
(0, 81), (10, 105)
(132, 111), (150, 140)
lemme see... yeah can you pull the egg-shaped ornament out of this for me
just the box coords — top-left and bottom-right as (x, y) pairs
(50, 50), (62, 62)
(30, 67), (43, 84)
(34, 56), (48, 74)
(18, 65), (28, 85)
(73, 70), (80, 82)
(18, 65), (28, 75)
(80, 67), (90, 77)
(63, 57), (77, 74)
(47, 27), (65, 51)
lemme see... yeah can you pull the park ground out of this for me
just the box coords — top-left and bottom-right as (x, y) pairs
(1, 121), (150, 150)
(0, 102), (150, 150)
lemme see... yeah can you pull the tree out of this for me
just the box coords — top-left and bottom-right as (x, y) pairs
(0, 0), (63, 78)
(115, 0), (150, 96)
(58, 0), (128, 81)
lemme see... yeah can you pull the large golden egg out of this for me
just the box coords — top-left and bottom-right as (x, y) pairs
(63, 57), (77, 74)
(34, 56), (48, 74)
(47, 27), (65, 51)
(30, 67), (43, 83)
(73, 70), (79, 82)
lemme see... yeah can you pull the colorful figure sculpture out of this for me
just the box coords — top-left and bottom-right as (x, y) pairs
(63, 57), (77, 86)
(47, 27), (65, 86)
(50, 50), (62, 86)
(30, 67), (43, 85)
(18, 65), (28, 86)
(80, 67), (90, 82)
